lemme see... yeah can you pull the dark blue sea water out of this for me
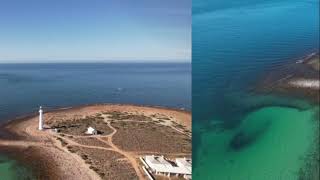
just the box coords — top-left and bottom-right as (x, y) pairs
(0, 62), (191, 179)
(193, 0), (319, 179)
(0, 63), (191, 121)
(193, 0), (319, 121)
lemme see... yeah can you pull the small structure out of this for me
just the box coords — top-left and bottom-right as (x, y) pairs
(39, 106), (43, 130)
(85, 127), (97, 135)
(141, 155), (192, 179)
(175, 158), (192, 179)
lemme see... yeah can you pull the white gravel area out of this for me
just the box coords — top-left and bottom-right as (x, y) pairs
(288, 79), (320, 89)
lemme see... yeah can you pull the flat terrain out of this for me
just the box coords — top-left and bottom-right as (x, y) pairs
(111, 121), (191, 153)
(257, 53), (320, 102)
(72, 137), (111, 148)
(307, 55), (320, 71)
(0, 104), (191, 180)
(70, 146), (137, 179)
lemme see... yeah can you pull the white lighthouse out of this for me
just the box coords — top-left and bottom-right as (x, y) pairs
(39, 106), (43, 130)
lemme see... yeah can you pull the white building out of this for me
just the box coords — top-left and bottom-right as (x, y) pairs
(85, 127), (97, 135)
(142, 155), (191, 179)
(176, 158), (192, 172)
(175, 158), (192, 179)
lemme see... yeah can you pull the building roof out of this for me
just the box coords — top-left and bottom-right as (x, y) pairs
(144, 155), (191, 175)
(87, 127), (95, 131)
(145, 156), (171, 165)
(176, 158), (192, 172)
(85, 127), (97, 134)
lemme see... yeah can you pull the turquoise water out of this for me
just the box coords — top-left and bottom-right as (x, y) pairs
(0, 155), (34, 179)
(194, 106), (318, 180)
(193, 0), (319, 179)
(0, 63), (190, 179)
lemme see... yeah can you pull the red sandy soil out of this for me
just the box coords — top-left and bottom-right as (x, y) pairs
(0, 104), (191, 180)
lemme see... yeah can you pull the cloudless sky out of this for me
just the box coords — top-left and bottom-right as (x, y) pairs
(0, 0), (191, 63)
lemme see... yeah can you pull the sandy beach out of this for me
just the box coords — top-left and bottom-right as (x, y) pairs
(0, 104), (191, 180)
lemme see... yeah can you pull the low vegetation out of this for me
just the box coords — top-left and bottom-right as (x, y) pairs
(69, 146), (138, 180)
(102, 111), (153, 121)
(110, 121), (191, 153)
(47, 116), (113, 136)
(72, 137), (110, 148)
(307, 56), (320, 71)
(56, 137), (68, 147)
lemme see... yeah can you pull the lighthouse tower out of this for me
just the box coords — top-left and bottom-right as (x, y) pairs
(39, 106), (43, 130)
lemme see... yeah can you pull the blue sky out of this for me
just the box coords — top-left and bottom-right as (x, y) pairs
(0, 0), (191, 63)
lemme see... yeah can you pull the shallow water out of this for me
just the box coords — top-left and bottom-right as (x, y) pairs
(194, 106), (318, 180)
(193, 0), (319, 179)
(0, 62), (191, 179)
(0, 155), (34, 179)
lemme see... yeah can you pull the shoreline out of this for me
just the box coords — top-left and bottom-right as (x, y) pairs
(0, 104), (192, 180)
(254, 51), (319, 179)
(0, 103), (191, 141)
(255, 51), (319, 103)
(0, 102), (191, 127)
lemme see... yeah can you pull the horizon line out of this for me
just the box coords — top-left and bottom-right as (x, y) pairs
(0, 60), (191, 64)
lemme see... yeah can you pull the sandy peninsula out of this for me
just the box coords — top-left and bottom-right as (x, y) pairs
(257, 52), (319, 102)
(0, 104), (191, 180)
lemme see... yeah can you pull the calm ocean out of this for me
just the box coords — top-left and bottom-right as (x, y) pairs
(0, 63), (191, 121)
(0, 62), (191, 178)
(193, 0), (319, 179)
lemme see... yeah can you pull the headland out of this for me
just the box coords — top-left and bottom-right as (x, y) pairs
(0, 104), (191, 180)
(257, 52), (319, 103)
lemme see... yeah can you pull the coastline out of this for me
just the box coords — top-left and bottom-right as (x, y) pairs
(0, 103), (191, 140)
(0, 102), (191, 126)
(254, 51), (319, 179)
(0, 104), (192, 180)
(256, 51), (319, 103)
